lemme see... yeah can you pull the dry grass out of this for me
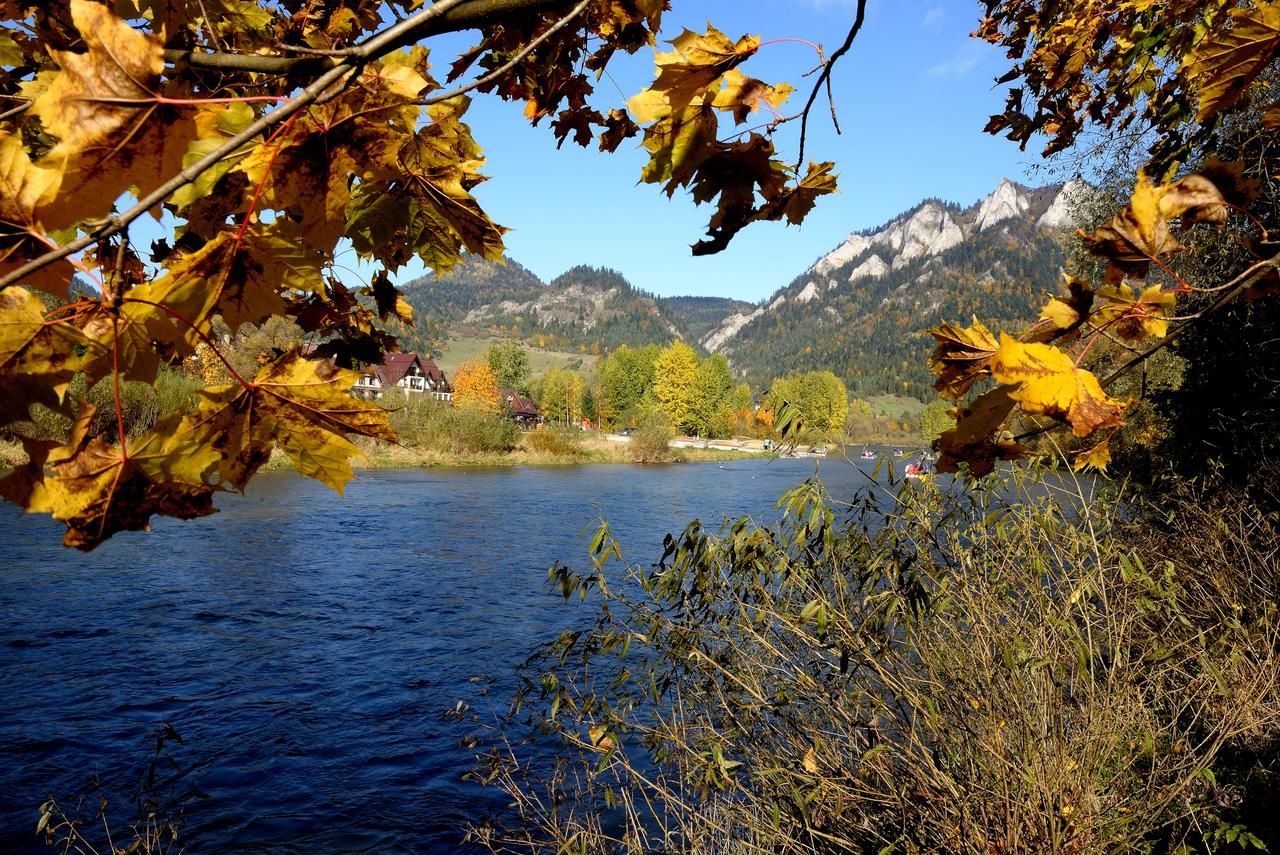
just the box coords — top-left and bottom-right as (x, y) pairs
(472, 465), (1280, 854)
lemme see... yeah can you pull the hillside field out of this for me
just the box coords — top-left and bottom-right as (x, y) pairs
(434, 331), (598, 383)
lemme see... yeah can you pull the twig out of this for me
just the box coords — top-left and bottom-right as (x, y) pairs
(417, 0), (592, 106)
(796, 0), (866, 169)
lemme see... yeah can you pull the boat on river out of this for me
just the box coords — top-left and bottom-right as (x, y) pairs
(860, 449), (876, 460)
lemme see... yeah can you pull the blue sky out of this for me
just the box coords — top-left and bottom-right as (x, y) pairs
(393, 0), (1049, 303)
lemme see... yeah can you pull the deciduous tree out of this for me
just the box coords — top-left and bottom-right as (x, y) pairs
(452, 359), (501, 414)
(688, 353), (733, 438)
(653, 340), (699, 432)
(487, 340), (531, 394)
(768, 370), (848, 435)
(599, 344), (660, 427)
(0, 0), (850, 548)
(540, 367), (585, 425)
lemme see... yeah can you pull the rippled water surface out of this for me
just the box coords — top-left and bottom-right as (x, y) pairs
(1, 456), (906, 853)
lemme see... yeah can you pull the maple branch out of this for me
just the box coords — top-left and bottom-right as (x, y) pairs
(1098, 252), (1280, 389)
(1012, 252), (1280, 443)
(161, 0), (574, 76)
(122, 298), (255, 390)
(416, 0), (592, 106)
(0, 0), (477, 293)
(796, 0), (866, 170)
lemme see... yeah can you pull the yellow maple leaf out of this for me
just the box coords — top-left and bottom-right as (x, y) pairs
(0, 133), (73, 298)
(758, 160), (838, 227)
(0, 287), (85, 399)
(992, 334), (1125, 437)
(1038, 276), (1094, 333)
(31, 0), (164, 155)
(174, 351), (396, 494)
(242, 62), (417, 251)
(127, 224), (327, 348)
(29, 0), (201, 229)
(1072, 439), (1112, 473)
(712, 69), (795, 125)
(1129, 171), (1164, 251)
(1092, 282), (1177, 341)
(650, 25), (760, 114)
(1186, 3), (1280, 123)
(19, 403), (220, 551)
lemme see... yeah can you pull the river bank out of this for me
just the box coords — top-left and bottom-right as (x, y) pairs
(0, 434), (916, 472)
(339, 435), (770, 469)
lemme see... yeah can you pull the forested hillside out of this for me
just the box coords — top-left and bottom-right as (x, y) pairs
(658, 296), (754, 341)
(707, 180), (1080, 399)
(395, 261), (692, 355)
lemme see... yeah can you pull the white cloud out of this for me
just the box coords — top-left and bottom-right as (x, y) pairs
(926, 41), (985, 78)
(922, 5), (944, 28)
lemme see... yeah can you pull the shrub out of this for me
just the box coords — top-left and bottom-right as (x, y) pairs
(522, 427), (585, 457)
(384, 393), (519, 455)
(629, 411), (675, 463)
(475, 465), (1280, 853)
(6, 367), (201, 443)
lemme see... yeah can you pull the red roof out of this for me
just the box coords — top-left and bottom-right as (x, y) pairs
(500, 388), (539, 416)
(366, 353), (451, 392)
(377, 353), (419, 387)
(420, 358), (447, 385)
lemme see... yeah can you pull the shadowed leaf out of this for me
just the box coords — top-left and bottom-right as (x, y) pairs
(927, 317), (1000, 399)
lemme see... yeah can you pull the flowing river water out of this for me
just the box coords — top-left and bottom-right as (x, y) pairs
(0, 454), (928, 853)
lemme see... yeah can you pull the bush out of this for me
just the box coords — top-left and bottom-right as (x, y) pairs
(6, 367), (201, 443)
(522, 427), (585, 457)
(629, 411), (675, 463)
(475, 465), (1280, 853)
(384, 393), (519, 455)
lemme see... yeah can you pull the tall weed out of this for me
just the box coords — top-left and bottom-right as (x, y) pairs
(474, 465), (1280, 853)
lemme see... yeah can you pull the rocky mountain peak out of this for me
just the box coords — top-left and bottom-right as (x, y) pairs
(810, 200), (964, 279)
(974, 178), (1030, 231)
(1037, 179), (1093, 229)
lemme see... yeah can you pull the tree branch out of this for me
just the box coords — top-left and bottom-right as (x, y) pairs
(0, 0), (479, 293)
(163, 0), (574, 76)
(796, 0), (866, 169)
(1012, 252), (1280, 443)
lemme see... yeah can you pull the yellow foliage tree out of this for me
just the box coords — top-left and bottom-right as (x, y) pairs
(654, 340), (699, 433)
(451, 360), (500, 415)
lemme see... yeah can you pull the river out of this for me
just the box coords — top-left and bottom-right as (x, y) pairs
(0, 454), (915, 853)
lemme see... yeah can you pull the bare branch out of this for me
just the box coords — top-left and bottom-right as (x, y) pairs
(796, 0), (866, 169)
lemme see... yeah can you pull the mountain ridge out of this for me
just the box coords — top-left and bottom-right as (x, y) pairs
(392, 178), (1086, 399)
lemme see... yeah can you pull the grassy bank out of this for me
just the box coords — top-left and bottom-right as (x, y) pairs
(344, 436), (763, 469)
